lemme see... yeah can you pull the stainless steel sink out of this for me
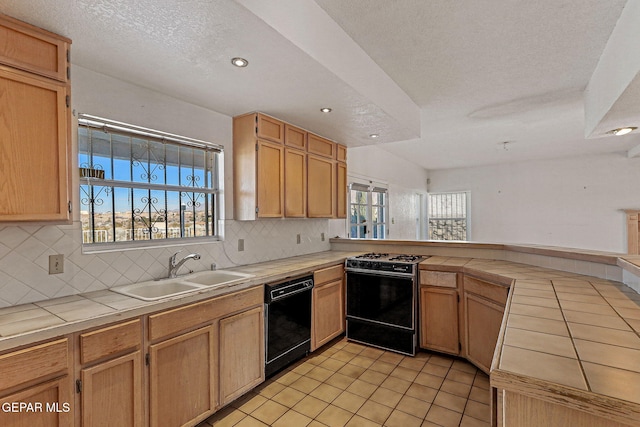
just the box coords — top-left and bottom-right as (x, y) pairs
(111, 270), (254, 301)
(112, 280), (208, 301)
(182, 270), (254, 287)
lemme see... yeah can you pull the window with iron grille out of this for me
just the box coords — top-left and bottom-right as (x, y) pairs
(349, 183), (388, 239)
(428, 191), (469, 241)
(78, 114), (223, 245)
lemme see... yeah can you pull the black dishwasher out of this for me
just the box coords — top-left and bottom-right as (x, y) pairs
(264, 275), (314, 377)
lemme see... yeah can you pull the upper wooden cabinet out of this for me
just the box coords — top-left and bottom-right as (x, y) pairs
(234, 112), (347, 220)
(308, 134), (336, 158)
(0, 13), (70, 82)
(284, 124), (307, 150)
(284, 147), (307, 217)
(256, 113), (284, 143)
(307, 154), (335, 218)
(0, 14), (71, 222)
(233, 113), (284, 220)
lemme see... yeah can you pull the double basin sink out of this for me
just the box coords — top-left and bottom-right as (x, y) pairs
(112, 270), (255, 301)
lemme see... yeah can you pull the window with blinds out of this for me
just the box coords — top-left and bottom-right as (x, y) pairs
(77, 114), (223, 245)
(349, 183), (388, 239)
(428, 191), (469, 241)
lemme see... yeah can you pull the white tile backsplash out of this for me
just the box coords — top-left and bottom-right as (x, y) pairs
(0, 218), (332, 306)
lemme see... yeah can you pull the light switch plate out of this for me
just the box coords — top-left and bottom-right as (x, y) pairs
(296, 234), (301, 244)
(321, 232), (325, 241)
(238, 239), (244, 251)
(49, 254), (64, 274)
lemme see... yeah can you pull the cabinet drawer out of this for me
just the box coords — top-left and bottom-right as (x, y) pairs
(308, 134), (336, 158)
(0, 338), (69, 390)
(285, 124), (307, 150)
(148, 286), (263, 341)
(0, 15), (70, 82)
(420, 271), (457, 288)
(463, 276), (508, 305)
(80, 319), (141, 365)
(314, 264), (344, 286)
(257, 114), (284, 143)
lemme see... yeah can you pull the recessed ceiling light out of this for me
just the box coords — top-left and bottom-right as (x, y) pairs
(231, 57), (248, 67)
(369, 134), (379, 139)
(320, 107), (332, 113)
(610, 127), (637, 136)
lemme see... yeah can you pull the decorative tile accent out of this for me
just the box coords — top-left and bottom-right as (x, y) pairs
(0, 219), (332, 306)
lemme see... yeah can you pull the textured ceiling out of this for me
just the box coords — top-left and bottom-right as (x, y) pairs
(1, 0), (638, 169)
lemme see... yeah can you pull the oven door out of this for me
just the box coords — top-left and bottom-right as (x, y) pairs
(346, 270), (415, 329)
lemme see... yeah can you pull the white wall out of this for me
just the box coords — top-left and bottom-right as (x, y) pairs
(338, 146), (428, 240)
(0, 66), (330, 307)
(428, 152), (640, 252)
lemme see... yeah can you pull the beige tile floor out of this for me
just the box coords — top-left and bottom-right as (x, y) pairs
(199, 338), (490, 427)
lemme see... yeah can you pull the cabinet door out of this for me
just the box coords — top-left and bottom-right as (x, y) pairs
(257, 114), (284, 143)
(0, 377), (73, 427)
(307, 154), (335, 218)
(312, 279), (345, 351)
(257, 140), (284, 217)
(284, 147), (306, 217)
(0, 68), (69, 221)
(149, 326), (216, 427)
(464, 292), (504, 373)
(420, 287), (459, 355)
(336, 162), (347, 218)
(219, 306), (264, 406)
(80, 351), (143, 427)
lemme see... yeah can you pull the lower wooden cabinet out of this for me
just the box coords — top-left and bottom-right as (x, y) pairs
(312, 264), (345, 351)
(0, 377), (73, 427)
(219, 306), (264, 406)
(76, 319), (143, 427)
(420, 286), (460, 355)
(463, 276), (508, 374)
(149, 326), (216, 427)
(0, 338), (73, 427)
(80, 351), (142, 427)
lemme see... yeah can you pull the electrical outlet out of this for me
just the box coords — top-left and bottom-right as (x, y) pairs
(49, 254), (64, 274)
(296, 234), (301, 244)
(238, 239), (244, 252)
(321, 232), (325, 241)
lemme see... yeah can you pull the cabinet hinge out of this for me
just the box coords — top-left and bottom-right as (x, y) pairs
(459, 342), (462, 352)
(145, 353), (150, 366)
(65, 95), (70, 108)
(457, 294), (460, 303)
(255, 126), (258, 134)
(76, 379), (82, 393)
(67, 66), (70, 80)
(66, 49), (70, 63)
(68, 201), (72, 213)
(255, 143), (258, 151)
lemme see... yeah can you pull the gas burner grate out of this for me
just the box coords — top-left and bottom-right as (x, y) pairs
(388, 255), (424, 262)
(355, 252), (389, 259)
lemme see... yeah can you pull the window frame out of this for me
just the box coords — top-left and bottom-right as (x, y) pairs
(427, 191), (470, 241)
(348, 182), (389, 239)
(77, 114), (225, 251)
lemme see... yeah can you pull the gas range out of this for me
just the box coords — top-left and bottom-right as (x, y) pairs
(345, 252), (428, 275)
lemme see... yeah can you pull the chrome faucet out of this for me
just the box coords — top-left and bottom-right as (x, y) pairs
(168, 251), (201, 278)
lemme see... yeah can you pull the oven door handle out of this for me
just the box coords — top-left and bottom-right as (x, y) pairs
(345, 268), (415, 279)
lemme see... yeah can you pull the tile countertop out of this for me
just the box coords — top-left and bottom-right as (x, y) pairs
(0, 250), (362, 352)
(421, 256), (640, 425)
